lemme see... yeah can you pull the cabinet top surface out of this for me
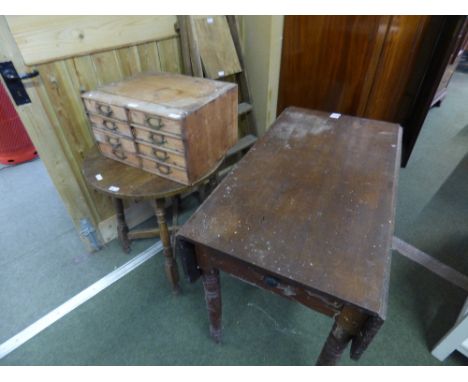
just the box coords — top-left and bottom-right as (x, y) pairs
(82, 72), (236, 114)
(177, 107), (402, 317)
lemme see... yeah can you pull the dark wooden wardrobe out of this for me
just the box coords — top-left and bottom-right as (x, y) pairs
(278, 16), (467, 165)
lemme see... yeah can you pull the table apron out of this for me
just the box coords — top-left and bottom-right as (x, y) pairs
(196, 247), (343, 318)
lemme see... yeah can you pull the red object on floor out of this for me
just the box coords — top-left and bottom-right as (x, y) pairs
(0, 82), (38, 165)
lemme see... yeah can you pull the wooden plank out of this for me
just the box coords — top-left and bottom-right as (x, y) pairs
(392, 237), (468, 292)
(116, 46), (142, 78)
(73, 55), (100, 91)
(177, 16), (193, 75)
(226, 134), (257, 157)
(157, 37), (182, 73)
(36, 60), (115, 222)
(193, 16), (242, 79)
(186, 16), (203, 77)
(6, 16), (178, 65)
(238, 102), (252, 116)
(137, 42), (162, 72)
(240, 15), (283, 134)
(91, 50), (124, 85)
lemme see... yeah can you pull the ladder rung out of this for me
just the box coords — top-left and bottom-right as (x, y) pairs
(238, 102), (252, 116)
(227, 134), (257, 157)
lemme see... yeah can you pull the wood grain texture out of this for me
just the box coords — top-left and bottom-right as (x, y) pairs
(277, 15), (464, 165)
(364, 16), (432, 121)
(116, 46), (142, 78)
(177, 108), (402, 317)
(73, 55), (100, 91)
(91, 50), (125, 85)
(184, 85), (238, 181)
(158, 37), (182, 73)
(36, 59), (114, 221)
(137, 42), (162, 72)
(7, 16), (177, 65)
(278, 16), (390, 116)
(193, 16), (241, 79)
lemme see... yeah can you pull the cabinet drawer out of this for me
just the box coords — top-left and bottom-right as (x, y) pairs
(140, 155), (189, 185)
(88, 114), (133, 138)
(93, 128), (136, 153)
(98, 142), (141, 167)
(132, 126), (185, 153)
(136, 141), (186, 168)
(129, 110), (183, 136)
(83, 99), (127, 121)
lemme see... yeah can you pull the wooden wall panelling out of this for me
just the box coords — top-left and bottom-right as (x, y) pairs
(137, 42), (162, 72)
(157, 37), (183, 73)
(91, 50), (125, 85)
(6, 16), (178, 65)
(116, 46), (142, 77)
(36, 59), (115, 222)
(73, 55), (100, 92)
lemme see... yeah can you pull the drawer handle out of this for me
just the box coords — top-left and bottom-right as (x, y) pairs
(148, 132), (167, 145)
(97, 103), (113, 117)
(156, 163), (171, 175)
(263, 275), (280, 288)
(105, 135), (121, 148)
(112, 149), (127, 160)
(152, 148), (169, 162)
(145, 116), (164, 130)
(102, 119), (117, 131)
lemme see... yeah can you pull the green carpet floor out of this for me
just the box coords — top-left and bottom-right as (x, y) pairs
(1, 72), (467, 366)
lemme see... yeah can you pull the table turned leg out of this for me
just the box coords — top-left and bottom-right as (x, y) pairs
(112, 197), (130, 253)
(202, 268), (222, 343)
(316, 305), (367, 366)
(154, 198), (180, 294)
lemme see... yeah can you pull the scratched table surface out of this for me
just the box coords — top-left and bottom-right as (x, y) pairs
(177, 107), (402, 318)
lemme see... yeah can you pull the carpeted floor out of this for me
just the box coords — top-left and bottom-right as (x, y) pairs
(0, 71), (467, 366)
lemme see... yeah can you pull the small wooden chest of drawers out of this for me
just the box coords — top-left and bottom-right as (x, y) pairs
(81, 72), (238, 185)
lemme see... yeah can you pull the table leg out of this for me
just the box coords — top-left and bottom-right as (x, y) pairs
(154, 198), (180, 293)
(112, 197), (130, 253)
(202, 268), (222, 343)
(316, 305), (367, 366)
(170, 196), (181, 249)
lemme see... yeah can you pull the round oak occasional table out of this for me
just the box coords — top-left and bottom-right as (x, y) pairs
(82, 145), (221, 293)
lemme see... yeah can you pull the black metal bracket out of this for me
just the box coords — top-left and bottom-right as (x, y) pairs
(0, 61), (39, 106)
